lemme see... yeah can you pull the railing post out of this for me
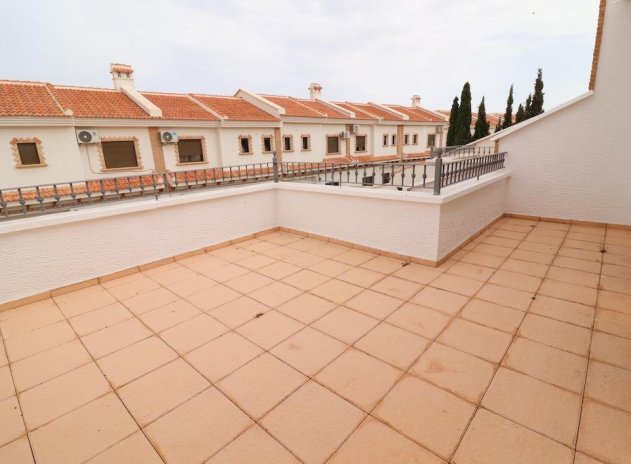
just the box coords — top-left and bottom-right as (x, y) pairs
(433, 155), (443, 195)
(272, 151), (279, 183)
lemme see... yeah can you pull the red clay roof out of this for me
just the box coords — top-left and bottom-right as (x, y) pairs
(333, 102), (378, 120)
(0, 81), (66, 117)
(386, 105), (447, 123)
(191, 95), (278, 121)
(263, 95), (323, 118)
(436, 110), (504, 126)
(346, 103), (403, 121)
(51, 86), (151, 119)
(142, 92), (218, 121)
(295, 99), (348, 119)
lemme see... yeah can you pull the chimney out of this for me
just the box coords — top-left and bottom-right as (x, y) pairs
(110, 63), (135, 90)
(308, 83), (322, 100)
(411, 95), (422, 108)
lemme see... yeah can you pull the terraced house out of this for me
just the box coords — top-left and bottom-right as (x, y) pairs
(0, 67), (447, 189)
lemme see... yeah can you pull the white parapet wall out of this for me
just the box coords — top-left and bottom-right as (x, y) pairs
(0, 171), (509, 305)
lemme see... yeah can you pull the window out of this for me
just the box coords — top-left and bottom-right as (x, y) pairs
(413, 133), (418, 145)
(17, 143), (42, 165)
(427, 134), (436, 147)
(355, 135), (367, 152)
(383, 134), (388, 146)
(326, 135), (340, 154)
(404, 134), (409, 145)
(262, 136), (273, 153)
(239, 135), (252, 154)
(177, 138), (204, 163)
(391, 134), (397, 146)
(301, 135), (311, 151)
(283, 135), (293, 151)
(101, 141), (139, 169)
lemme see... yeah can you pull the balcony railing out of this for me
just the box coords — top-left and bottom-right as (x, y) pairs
(0, 154), (506, 220)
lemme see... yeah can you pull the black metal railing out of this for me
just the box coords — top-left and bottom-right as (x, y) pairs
(431, 145), (494, 158)
(435, 152), (506, 193)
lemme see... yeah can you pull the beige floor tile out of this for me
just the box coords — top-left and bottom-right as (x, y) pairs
(208, 425), (300, 464)
(185, 332), (262, 382)
(0, 305), (64, 340)
(488, 270), (542, 293)
(211, 246), (256, 262)
(236, 310), (304, 350)
(0, 437), (34, 464)
(333, 249), (377, 266)
(0, 396), (25, 447)
(595, 309), (631, 339)
(118, 359), (209, 426)
(11, 340), (90, 393)
(276, 293), (336, 324)
(337, 266), (385, 287)
(218, 353), (306, 419)
(283, 250), (325, 267)
(158, 314), (228, 354)
(355, 323), (429, 370)
(446, 262), (494, 282)
(530, 295), (595, 328)
(557, 247), (602, 263)
(139, 299), (201, 333)
(264, 233), (303, 246)
(438, 319), (512, 363)
(54, 286), (117, 318)
(144, 263), (196, 285)
(564, 239), (603, 252)
(518, 314), (591, 356)
(603, 252), (631, 267)
(202, 263), (250, 283)
(271, 327), (347, 376)
(577, 400), (631, 464)
(97, 336), (177, 388)
(602, 263), (631, 279)
(482, 236), (520, 249)
(585, 360), (631, 413)
(360, 256), (405, 274)
(386, 303), (451, 339)
(99, 272), (147, 290)
(107, 277), (162, 301)
(460, 251), (505, 268)
(374, 375), (474, 460)
(68, 302), (132, 336)
(122, 287), (180, 315)
(500, 258), (549, 278)
(178, 254), (229, 274)
(20, 363), (111, 431)
(518, 241), (560, 255)
(371, 276), (423, 300)
(410, 287), (469, 316)
(259, 261), (303, 280)
(309, 243), (350, 259)
(145, 388), (252, 464)
(393, 263), (444, 284)
(261, 381), (364, 464)
(286, 237), (322, 251)
(236, 254), (277, 270)
(482, 368), (581, 446)
(186, 284), (242, 311)
(85, 431), (163, 464)
(554, 255), (602, 273)
(503, 337), (586, 393)
(29, 394), (138, 464)
(81, 318), (152, 359)
(598, 290), (631, 315)
(473, 243), (513, 258)
(0, 366), (14, 401)
(492, 229), (527, 241)
(5, 321), (76, 362)
(312, 307), (379, 344)
(511, 249), (555, 265)
(411, 342), (495, 403)
(316, 348), (402, 411)
(311, 279), (363, 305)
(249, 281), (304, 307)
(430, 274), (484, 297)
(328, 417), (444, 464)
(209, 295), (270, 328)
(165, 274), (217, 298)
(574, 452), (607, 464)
(590, 332), (631, 370)
(548, 266), (600, 288)
(453, 409), (573, 464)
(476, 283), (534, 311)
(0, 299), (56, 322)
(282, 269), (331, 290)
(461, 298), (524, 334)
(308, 259), (353, 278)
(345, 289), (404, 319)
(225, 272), (275, 294)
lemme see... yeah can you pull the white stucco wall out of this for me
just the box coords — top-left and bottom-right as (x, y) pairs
(160, 127), (221, 171)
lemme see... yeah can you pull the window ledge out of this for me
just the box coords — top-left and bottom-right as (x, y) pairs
(100, 167), (143, 172)
(176, 161), (208, 166)
(16, 163), (48, 169)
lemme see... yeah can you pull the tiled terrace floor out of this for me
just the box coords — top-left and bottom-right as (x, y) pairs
(1, 218), (631, 464)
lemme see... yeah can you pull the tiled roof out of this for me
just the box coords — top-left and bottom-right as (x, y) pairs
(295, 99), (348, 119)
(436, 110), (505, 126)
(356, 103), (404, 121)
(0, 81), (66, 117)
(191, 95), (279, 121)
(386, 105), (447, 123)
(142, 93), (219, 121)
(263, 95), (323, 118)
(333, 102), (378, 120)
(51, 86), (151, 119)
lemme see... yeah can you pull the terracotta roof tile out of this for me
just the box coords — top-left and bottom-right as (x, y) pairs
(142, 92), (218, 121)
(346, 103), (403, 121)
(333, 102), (378, 120)
(191, 94), (278, 121)
(263, 95), (323, 118)
(51, 86), (151, 119)
(386, 105), (447, 123)
(0, 81), (66, 117)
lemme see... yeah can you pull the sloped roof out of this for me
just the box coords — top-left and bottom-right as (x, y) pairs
(0, 81), (66, 117)
(51, 86), (151, 119)
(263, 95), (324, 118)
(190, 95), (279, 121)
(333, 102), (378, 120)
(386, 105), (447, 123)
(142, 92), (219, 121)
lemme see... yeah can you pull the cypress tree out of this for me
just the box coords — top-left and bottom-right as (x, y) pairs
(530, 68), (544, 116)
(501, 85), (514, 129)
(446, 97), (459, 146)
(472, 97), (490, 140)
(515, 104), (525, 123)
(454, 82), (472, 145)
(524, 94), (533, 120)
(495, 116), (503, 133)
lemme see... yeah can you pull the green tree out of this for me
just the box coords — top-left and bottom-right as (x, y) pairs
(446, 97), (459, 146)
(472, 97), (490, 140)
(524, 94), (533, 120)
(454, 82), (472, 145)
(501, 85), (514, 129)
(530, 68), (545, 116)
(515, 104), (526, 123)
(495, 116), (503, 133)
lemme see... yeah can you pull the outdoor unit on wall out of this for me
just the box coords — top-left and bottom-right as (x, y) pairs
(340, 131), (350, 139)
(351, 124), (359, 134)
(76, 130), (100, 144)
(160, 131), (179, 143)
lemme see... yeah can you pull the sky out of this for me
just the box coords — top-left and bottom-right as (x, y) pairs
(1, 0), (600, 113)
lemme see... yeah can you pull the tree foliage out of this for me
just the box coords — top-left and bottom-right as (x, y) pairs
(446, 97), (459, 146)
(472, 97), (490, 141)
(454, 82), (472, 145)
(501, 85), (514, 129)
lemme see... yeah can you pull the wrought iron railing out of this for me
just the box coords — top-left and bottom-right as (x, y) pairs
(431, 145), (494, 158)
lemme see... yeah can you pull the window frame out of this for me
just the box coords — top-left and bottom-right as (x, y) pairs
(261, 135), (274, 154)
(413, 133), (419, 145)
(175, 136), (207, 165)
(391, 134), (397, 146)
(283, 135), (294, 152)
(326, 135), (341, 155)
(382, 134), (389, 147)
(355, 134), (367, 153)
(427, 133), (436, 148)
(10, 137), (47, 168)
(301, 134), (311, 151)
(404, 133), (410, 145)
(238, 135), (253, 155)
(98, 137), (143, 171)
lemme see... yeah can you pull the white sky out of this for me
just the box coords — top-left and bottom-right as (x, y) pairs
(1, 0), (599, 112)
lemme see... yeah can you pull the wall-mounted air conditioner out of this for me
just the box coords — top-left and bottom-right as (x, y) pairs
(351, 124), (359, 134)
(76, 130), (100, 144)
(160, 131), (179, 143)
(340, 131), (350, 139)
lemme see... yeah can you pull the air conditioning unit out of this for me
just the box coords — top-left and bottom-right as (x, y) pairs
(340, 131), (350, 139)
(351, 124), (359, 134)
(76, 130), (100, 144)
(160, 131), (179, 143)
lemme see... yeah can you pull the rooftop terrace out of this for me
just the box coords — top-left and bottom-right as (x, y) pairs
(1, 217), (630, 463)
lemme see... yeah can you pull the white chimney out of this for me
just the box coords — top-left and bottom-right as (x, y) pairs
(411, 95), (422, 108)
(109, 62), (162, 117)
(309, 83), (323, 100)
